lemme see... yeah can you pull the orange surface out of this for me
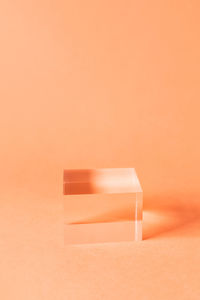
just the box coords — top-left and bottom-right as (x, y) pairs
(0, 0), (200, 299)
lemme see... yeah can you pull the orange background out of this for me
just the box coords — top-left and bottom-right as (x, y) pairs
(0, 0), (200, 299)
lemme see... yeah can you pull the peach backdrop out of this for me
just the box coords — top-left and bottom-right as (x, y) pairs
(0, 0), (200, 299)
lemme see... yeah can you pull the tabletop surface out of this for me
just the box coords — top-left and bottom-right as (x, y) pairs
(1, 190), (200, 300)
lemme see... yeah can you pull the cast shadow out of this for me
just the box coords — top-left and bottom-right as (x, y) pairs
(143, 195), (200, 240)
(63, 170), (200, 239)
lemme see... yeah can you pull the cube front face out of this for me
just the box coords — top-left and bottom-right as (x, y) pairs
(63, 168), (143, 244)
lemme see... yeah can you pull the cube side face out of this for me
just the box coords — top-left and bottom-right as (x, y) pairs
(63, 168), (143, 245)
(135, 191), (143, 241)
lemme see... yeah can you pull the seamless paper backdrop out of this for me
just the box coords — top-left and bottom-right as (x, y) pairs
(0, 1), (200, 299)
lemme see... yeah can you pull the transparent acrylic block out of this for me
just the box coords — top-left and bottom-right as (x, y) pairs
(63, 168), (143, 244)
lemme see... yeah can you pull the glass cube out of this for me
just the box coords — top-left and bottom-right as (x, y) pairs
(63, 168), (143, 244)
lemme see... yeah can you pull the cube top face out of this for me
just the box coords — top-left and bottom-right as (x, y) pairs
(63, 168), (142, 195)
